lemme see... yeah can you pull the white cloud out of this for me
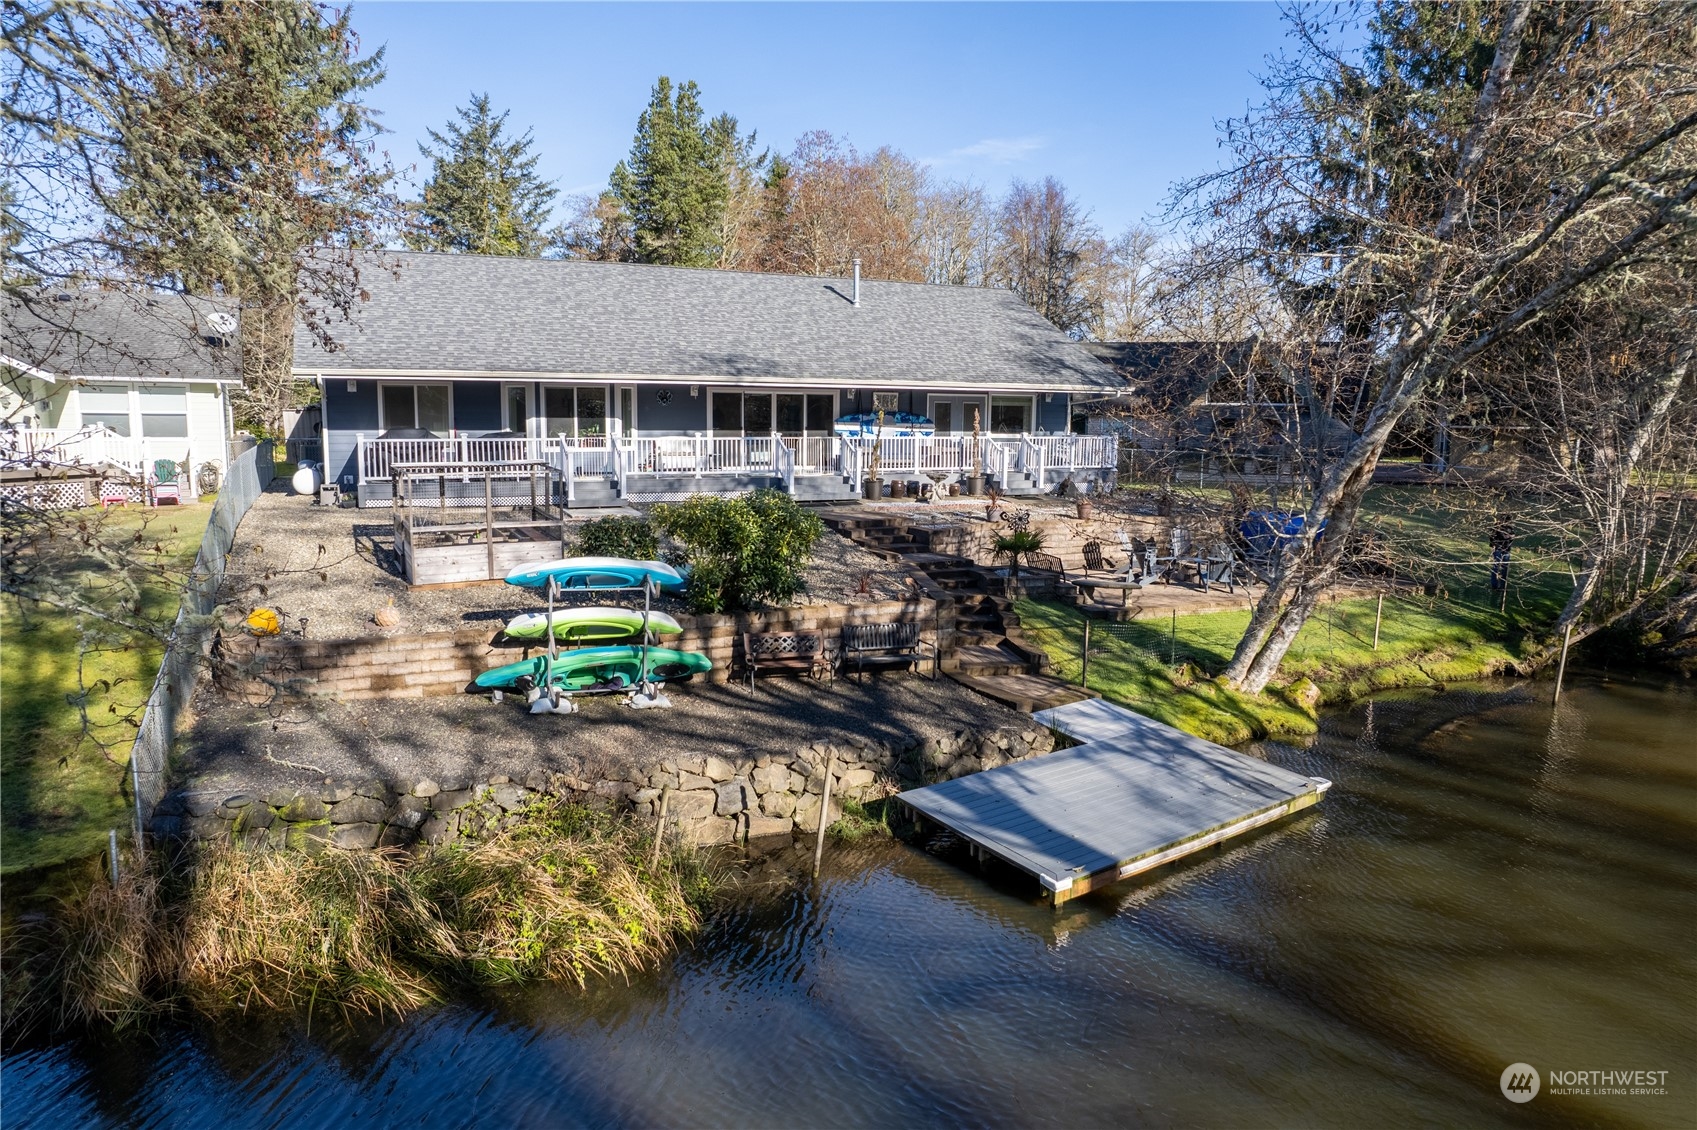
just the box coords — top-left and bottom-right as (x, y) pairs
(924, 135), (1046, 167)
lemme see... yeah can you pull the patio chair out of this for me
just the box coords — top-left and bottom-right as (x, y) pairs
(149, 459), (184, 507)
(1081, 540), (1122, 576)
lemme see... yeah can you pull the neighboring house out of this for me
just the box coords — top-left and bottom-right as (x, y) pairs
(2, 290), (240, 480)
(1083, 339), (1357, 464)
(297, 253), (1124, 506)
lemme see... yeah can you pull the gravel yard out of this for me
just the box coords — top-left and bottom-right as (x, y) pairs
(221, 484), (914, 639)
(181, 674), (1033, 799)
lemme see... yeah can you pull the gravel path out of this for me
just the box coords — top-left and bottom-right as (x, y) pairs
(181, 675), (1032, 798)
(221, 484), (913, 639)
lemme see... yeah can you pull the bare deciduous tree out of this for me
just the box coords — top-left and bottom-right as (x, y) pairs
(1173, 0), (1697, 693)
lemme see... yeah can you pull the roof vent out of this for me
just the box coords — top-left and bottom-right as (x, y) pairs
(852, 259), (861, 307)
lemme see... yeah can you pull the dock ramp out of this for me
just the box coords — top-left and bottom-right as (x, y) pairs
(900, 699), (1330, 905)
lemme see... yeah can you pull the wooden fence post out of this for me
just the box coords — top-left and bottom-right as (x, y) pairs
(812, 752), (836, 879)
(1081, 614), (1091, 690)
(1553, 623), (1575, 703)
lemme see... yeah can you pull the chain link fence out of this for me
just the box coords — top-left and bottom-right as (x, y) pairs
(128, 442), (273, 843)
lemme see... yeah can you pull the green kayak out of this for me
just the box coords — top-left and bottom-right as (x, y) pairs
(503, 606), (684, 643)
(474, 645), (712, 694)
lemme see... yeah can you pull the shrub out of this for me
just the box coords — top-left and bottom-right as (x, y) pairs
(650, 489), (823, 613)
(574, 515), (658, 561)
(992, 529), (1046, 577)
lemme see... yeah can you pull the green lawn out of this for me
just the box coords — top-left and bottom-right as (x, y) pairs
(1, 503), (211, 874)
(1016, 486), (1571, 745)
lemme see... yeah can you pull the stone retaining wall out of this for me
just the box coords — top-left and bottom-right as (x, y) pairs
(155, 722), (1055, 850)
(925, 513), (1169, 571)
(213, 596), (948, 702)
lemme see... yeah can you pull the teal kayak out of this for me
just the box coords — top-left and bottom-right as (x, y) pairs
(475, 645), (712, 693)
(504, 556), (687, 592)
(503, 606), (684, 642)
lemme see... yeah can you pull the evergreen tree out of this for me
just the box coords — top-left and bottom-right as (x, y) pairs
(408, 93), (558, 256)
(609, 78), (727, 266)
(102, 0), (398, 436)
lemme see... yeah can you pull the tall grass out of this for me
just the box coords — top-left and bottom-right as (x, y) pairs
(2, 799), (716, 1036)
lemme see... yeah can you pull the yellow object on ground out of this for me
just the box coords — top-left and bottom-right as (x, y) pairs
(246, 608), (282, 636)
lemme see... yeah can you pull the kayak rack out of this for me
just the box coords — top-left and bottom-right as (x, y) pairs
(522, 575), (666, 703)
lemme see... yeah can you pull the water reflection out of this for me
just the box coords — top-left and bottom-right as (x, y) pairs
(5, 674), (1693, 1129)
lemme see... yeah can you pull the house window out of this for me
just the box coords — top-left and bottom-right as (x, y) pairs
(380, 383), (451, 434)
(82, 383), (132, 436)
(139, 385), (188, 438)
(542, 386), (608, 438)
(990, 396), (1033, 433)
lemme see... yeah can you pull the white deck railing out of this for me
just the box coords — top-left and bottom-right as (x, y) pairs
(1, 426), (160, 472)
(355, 432), (1116, 489)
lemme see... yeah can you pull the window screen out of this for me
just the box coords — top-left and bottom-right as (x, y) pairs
(140, 385), (188, 438)
(82, 383), (132, 435)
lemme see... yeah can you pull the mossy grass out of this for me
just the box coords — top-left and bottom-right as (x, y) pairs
(1, 504), (212, 874)
(828, 797), (898, 842)
(1016, 572), (1563, 746)
(1, 799), (717, 1037)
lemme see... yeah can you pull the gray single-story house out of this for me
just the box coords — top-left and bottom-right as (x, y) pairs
(296, 252), (1125, 506)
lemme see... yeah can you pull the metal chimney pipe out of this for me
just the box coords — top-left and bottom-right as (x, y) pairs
(852, 259), (861, 307)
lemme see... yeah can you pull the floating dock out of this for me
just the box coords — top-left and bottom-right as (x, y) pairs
(900, 699), (1331, 905)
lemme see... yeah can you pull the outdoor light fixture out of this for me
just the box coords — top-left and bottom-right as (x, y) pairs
(347, 380), (357, 392)
(689, 385), (699, 397)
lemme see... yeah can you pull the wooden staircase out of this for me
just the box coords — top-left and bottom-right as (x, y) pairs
(819, 510), (1094, 713)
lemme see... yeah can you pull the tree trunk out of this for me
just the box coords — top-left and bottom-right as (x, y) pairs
(239, 296), (299, 438)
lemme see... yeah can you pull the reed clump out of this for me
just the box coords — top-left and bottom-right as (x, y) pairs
(3, 798), (716, 1036)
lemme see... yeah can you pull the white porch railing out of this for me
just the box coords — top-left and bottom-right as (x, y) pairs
(1, 426), (156, 472)
(353, 432), (1116, 492)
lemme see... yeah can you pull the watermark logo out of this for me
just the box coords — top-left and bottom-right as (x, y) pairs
(1501, 1063), (1541, 1103)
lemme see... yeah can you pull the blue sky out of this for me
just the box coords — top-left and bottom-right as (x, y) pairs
(349, 2), (1292, 237)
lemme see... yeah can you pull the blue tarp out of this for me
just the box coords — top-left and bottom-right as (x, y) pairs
(1240, 511), (1327, 558)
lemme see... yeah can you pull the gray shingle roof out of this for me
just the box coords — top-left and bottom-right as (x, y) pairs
(3, 289), (239, 382)
(294, 252), (1124, 392)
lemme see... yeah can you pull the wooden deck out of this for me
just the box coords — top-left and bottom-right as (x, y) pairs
(899, 698), (1330, 905)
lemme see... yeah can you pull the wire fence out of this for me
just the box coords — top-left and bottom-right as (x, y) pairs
(127, 442), (273, 845)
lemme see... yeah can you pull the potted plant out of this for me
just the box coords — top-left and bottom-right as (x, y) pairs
(862, 408), (885, 500)
(965, 407), (984, 496)
(984, 486), (1003, 521)
(1076, 495), (1093, 521)
(992, 528), (1045, 580)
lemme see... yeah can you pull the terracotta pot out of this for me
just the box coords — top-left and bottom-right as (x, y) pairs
(1076, 499), (1093, 521)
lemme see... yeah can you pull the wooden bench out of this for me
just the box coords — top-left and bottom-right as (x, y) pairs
(742, 631), (825, 693)
(841, 622), (938, 683)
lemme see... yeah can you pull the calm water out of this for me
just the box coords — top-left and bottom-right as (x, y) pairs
(5, 674), (1694, 1129)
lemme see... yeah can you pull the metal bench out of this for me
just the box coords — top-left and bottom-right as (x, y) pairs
(841, 622), (938, 683)
(742, 630), (826, 692)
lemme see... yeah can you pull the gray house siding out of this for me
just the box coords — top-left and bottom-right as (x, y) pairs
(453, 382), (502, 433)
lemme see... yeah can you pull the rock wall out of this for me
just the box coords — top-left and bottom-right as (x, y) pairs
(154, 723), (1056, 850)
(925, 513), (1169, 572)
(213, 596), (947, 702)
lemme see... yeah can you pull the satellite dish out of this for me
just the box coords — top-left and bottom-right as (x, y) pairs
(207, 311), (238, 336)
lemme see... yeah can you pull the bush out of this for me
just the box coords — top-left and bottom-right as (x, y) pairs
(649, 490), (823, 614)
(574, 515), (658, 561)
